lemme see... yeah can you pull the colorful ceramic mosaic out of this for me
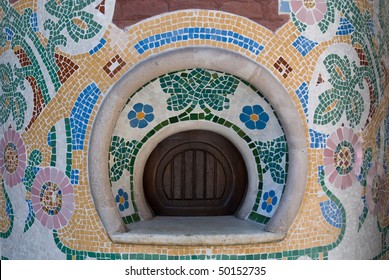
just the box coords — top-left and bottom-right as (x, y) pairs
(0, 0), (388, 260)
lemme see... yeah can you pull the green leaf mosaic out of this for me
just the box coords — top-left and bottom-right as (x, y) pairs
(109, 137), (138, 182)
(0, 179), (14, 239)
(22, 149), (42, 233)
(317, 0), (336, 34)
(160, 68), (239, 112)
(255, 136), (288, 185)
(0, 63), (27, 130)
(0, 0), (103, 132)
(314, 54), (365, 128)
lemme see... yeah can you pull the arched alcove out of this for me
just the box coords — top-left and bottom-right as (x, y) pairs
(88, 47), (308, 245)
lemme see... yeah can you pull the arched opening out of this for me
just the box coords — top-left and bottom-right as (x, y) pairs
(144, 130), (248, 216)
(88, 47), (307, 245)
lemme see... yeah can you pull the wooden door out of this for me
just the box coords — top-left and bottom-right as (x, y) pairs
(143, 130), (247, 216)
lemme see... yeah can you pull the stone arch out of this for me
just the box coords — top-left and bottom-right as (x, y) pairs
(88, 47), (307, 244)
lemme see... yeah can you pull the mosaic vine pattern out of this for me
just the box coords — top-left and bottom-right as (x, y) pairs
(0, 0), (388, 260)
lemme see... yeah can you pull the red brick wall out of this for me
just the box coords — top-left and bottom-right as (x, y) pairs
(112, 0), (289, 32)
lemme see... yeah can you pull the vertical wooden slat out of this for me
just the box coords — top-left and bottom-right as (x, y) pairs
(162, 162), (172, 199)
(195, 150), (205, 199)
(184, 150), (194, 200)
(173, 154), (182, 199)
(205, 152), (215, 199)
(216, 161), (226, 198)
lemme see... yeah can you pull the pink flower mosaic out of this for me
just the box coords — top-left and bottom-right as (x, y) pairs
(0, 127), (27, 187)
(290, 0), (327, 25)
(31, 167), (74, 230)
(365, 163), (386, 216)
(323, 127), (362, 189)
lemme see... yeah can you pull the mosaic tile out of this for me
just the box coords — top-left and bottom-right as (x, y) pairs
(103, 54), (126, 78)
(95, 0), (105, 15)
(240, 105), (269, 130)
(14, 48), (32, 67)
(54, 54), (79, 84)
(29, 12), (38, 32)
(134, 28), (264, 56)
(255, 136), (288, 185)
(127, 103), (154, 129)
(273, 56), (293, 78)
(358, 196), (369, 231)
(323, 127), (362, 189)
(309, 129), (328, 149)
(292, 35), (318, 57)
(31, 167), (74, 230)
(279, 0), (291, 14)
(296, 81), (309, 120)
(0, 63), (28, 130)
(320, 200), (342, 229)
(336, 17), (355, 36)
(160, 68), (239, 112)
(4, 27), (14, 41)
(89, 38), (107, 55)
(109, 136), (137, 182)
(0, 179), (14, 239)
(70, 169), (79, 186)
(0, 0), (388, 260)
(313, 53), (366, 128)
(23, 199), (35, 233)
(0, 127), (26, 187)
(69, 83), (101, 150)
(25, 76), (45, 131)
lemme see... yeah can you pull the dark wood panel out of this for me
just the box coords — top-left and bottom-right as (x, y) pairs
(144, 130), (247, 216)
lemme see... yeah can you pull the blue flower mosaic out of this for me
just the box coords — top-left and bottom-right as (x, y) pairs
(240, 105), (269, 130)
(128, 103), (154, 129)
(115, 189), (129, 212)
(261, 190), (278, 213)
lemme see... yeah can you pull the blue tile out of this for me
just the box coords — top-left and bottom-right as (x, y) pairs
(4, 27), (14, 41)
(336, 18), (355, 36)
(318, 165), (324, 182)
(30, 13), (39, 32)
(69, 83), (101, 150)
(89, 38), (107, 55)
(295, 82), (309, 120)
(292, 36), (318, 57)
(320, 200), (342, 228)
(70, 169), (79, 185)
(279, 0), (291, 13)
(309, 129), (328, 149)
(134, 27), (264, 56)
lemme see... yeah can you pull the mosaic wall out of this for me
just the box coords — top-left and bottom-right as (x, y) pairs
(0, 0), (388, 259)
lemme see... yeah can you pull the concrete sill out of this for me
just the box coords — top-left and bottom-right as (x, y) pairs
(110, 216), (285, 245)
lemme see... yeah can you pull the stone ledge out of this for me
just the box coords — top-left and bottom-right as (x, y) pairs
(110, 216), (285, 245)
